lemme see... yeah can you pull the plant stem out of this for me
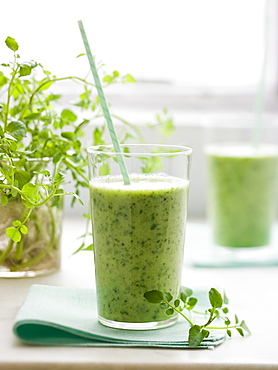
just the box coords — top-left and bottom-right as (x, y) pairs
(4, 56), (19, 131)
(164, 300), (195, 327)
(28, 76), (95, 107)
(111, 114), (146, 143)
(0, 183), (59, 207)
(0, 238), (14, 265)
(12, 204), (58, 270)
(15, 238), (23, 261)
(206, 325), (239, 330)
(64, 158), (88, 182)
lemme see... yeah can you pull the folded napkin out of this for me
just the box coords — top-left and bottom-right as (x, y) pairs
(13, 284), (225, 348)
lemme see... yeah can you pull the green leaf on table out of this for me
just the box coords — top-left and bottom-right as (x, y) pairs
(187, 297), (198, 310)
(188, 325), (210, 348)
(240, 320), (251, 335)
(209, 288), (223, 308)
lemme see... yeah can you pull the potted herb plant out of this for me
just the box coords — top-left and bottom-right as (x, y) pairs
(0, 36), (144, 277)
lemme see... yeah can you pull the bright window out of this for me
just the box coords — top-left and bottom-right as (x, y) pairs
(1, 0), (277, 100)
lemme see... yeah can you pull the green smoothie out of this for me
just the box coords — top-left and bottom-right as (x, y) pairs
(90, 173), (189, 325)
(206, 144), (278, 248)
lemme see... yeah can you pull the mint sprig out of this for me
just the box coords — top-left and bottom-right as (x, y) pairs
(144, 287), (251, 347)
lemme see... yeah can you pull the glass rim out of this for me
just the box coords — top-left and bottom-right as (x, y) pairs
(87, 144), (192, 156)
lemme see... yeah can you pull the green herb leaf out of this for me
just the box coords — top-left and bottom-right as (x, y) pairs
(180, 287), (193, 298)
(12, 220), (22, 227)
(20, 225), (28, 234)
(187, 297), (198, 309)
(99, 163), (110, 176)
(164, 292), (173, 302)
(21, 183), (39, 201)
(236, 327), (244, 337)
(61, 132), (75, 141)
(0, 195), (8, 206)
(19, 64), (32, 77)
(209, 288), (223, 308)
(224, 318), (231, 326)
(166, 308), (174, 315)
(160, 302), (169, 310)
(7, 120), (26, 139)
(223, 291), (229, 305)
(14, 170), (31, 189)
(61, 109), (77, 123)
(5, 36), (19, 52)
(144, 290), (164, 303)
(240, 320), (251, 335)
(188, 325), (210, 348)
(6, 227), (21, 242)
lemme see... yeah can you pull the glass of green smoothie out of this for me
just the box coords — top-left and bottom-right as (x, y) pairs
(87, 144), (192, 330)
(204, 119), (278, 263)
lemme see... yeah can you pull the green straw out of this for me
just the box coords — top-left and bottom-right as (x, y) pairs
(78, 20), (130, 185)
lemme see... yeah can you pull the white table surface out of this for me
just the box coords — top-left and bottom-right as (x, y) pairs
(1, 218), (278, 370)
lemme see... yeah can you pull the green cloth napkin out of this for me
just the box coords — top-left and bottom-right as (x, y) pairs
(13, 284), (225, 348)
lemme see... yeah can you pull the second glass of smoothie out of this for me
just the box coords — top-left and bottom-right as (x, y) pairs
(204, 120), (278, 253)
(87, 144), (192, 330)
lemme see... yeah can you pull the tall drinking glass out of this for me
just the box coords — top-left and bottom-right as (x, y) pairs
(87, 144), (192, 330)
(203, 118), (278, 266)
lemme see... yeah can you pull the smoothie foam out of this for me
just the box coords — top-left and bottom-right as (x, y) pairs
(90, 173), (189, 324)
